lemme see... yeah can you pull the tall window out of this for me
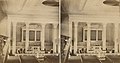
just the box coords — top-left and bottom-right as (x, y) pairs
(23, 30), (26, 41)
(98, 30), (102, 40)
(29, 30), (35, 41)
(84, 30), (102, 41)
(22, 30), (41, 42)
(36, 31), (41, 41)
(85, 30), (87, 40)
(91, 30), (96, 41)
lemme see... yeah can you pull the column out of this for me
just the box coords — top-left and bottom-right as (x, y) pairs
(12, 22), (17, 54)
(58, 38), (60, 53)
(87, 23), (91, 52)
(22, 30), (24, 42)
(83, 29), (85, 42)
(41, 24), (46, 50)
(53, 24), (58, 53)
(119, 44), (120, 53)
(102, 23), (107, 50)
(74, 22), (78, 54)
(35, 30), (37, 41)
(114, 23), (119, 53)
(96, 30), (98, 41)
(7, 20), (11, 53)
(69, 22), (72, 53)
(25, 22), (29, 53)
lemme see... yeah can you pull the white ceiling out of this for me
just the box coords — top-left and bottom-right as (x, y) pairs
(81, 0), (119, 15)
(2, 0), (119, 15)
(2, 0), (58, 15)
(63, 0), (119, 15)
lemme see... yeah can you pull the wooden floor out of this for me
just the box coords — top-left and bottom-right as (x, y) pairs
(81, 55), (101, 63)
(66, 55), (120, 63)
(5, 55), (120, 63)
(67, 56), (82, 63)
(5, 56), (59, 63)
(5, 56), (21, 63)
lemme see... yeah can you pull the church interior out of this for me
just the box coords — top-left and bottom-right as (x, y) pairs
(0, 0), (60, 63)
(1, 0), (120, 63)
(61, 0), (120, 63)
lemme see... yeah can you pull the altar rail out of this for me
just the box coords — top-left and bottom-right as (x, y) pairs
(15, 53), (58, 56)
(77, 53), (120, 56)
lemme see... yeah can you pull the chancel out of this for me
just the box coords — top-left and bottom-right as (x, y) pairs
(68, 0), (120, 54)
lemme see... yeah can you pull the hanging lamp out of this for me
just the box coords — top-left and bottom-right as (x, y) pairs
(103, 0), (119, 6)
(42, 0), (59, 7)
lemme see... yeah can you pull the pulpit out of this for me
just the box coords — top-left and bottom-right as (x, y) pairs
(93, 46), (106, 60)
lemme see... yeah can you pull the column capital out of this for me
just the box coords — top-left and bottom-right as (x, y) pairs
(86, 22), (91, 25)
(87, 22), (91, 25)
(87, 22), (91, 28)
(74, 22), (78, 27)
(41, 23), (46, 28)
(114, 23), (119, 27)
(25, 22), (30, 25)
(13, 22), (17, 26)
(25, 22), (30, 28)
(102, 23), (107, 26)
(53, 23), (58, 28)
(69, 21), (72, 24)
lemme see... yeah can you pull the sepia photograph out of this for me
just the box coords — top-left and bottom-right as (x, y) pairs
(0, 0), (120, 63)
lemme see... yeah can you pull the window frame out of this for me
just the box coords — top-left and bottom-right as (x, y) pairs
(22, 29), (41, 42)
(83, 29), (102, 42)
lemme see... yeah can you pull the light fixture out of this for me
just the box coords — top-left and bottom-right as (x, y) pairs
(103, 0), (119, 6)
(42, 0), (59, 7)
